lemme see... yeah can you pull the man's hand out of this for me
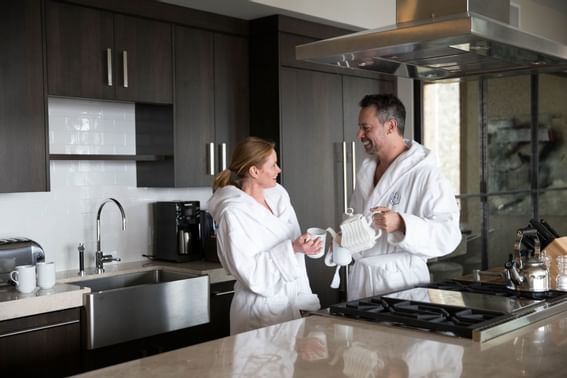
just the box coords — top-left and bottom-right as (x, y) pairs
(371, 207), (406, 234)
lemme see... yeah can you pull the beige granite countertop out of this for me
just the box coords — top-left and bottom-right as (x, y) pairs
(0, 283), (88, 321)
(72, 312), (567, 377)
(0, 259), (233, 322)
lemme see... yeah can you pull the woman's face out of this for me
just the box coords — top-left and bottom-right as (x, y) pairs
(255, 149), (281, 188)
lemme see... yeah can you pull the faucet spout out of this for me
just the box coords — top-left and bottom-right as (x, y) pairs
(96, 198), (126, 273)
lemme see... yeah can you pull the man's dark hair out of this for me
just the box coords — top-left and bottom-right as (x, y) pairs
(359, 94), (406, 135)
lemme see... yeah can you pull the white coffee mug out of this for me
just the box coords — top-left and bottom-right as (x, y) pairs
(37, 261), (56, 290)
(306, 227), (327, 259)
(10, 265), (37, 294)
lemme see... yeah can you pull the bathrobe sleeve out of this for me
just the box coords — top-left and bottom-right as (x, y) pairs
(388, 169), (461, 259)
(216, 209), (301, 298)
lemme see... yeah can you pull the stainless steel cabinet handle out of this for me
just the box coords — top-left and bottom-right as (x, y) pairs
(106, 48), (113, 86)
(122, 50), (128, 88)
(208, 142), (215, 175)
(351, 141), (357, 190)
(342, 141), (348, 213)
(212, 290), (235, 296)
(220, 143), (227, 171)
(0, 320), (79, 339)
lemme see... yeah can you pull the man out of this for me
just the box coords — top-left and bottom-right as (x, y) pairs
(347, 94), (461, 300)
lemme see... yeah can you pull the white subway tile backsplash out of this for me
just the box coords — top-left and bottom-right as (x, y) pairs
(0, 98), (212, 273)
(48, 97), (135, 155)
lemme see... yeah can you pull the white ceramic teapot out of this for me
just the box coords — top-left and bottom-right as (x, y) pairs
(326, 208), (382, 254)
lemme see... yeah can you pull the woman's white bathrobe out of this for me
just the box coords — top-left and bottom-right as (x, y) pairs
(348, 141), (461, 300)
(208, 184), (320, 334)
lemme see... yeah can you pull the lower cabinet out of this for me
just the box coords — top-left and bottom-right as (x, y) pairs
(80, 280), (235, 373)
(190, 280), (235, 342)
(0, 308), (82, 377)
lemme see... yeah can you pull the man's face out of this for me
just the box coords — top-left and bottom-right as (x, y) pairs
(357, 105), (388, 156)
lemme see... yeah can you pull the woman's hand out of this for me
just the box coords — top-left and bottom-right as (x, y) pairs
(293, 233), (323, 255)
(371, 207), (406, 234)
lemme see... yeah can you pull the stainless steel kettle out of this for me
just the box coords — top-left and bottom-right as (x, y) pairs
(505, 229), (549, 292)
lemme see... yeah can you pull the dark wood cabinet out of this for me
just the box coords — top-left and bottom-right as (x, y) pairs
(191, 279), (235, 342)
(0, 308), (81, 377)
(113, 14), (173, 103)
(158, 26), (249, 187)
(46, 0), (172, 104)
(172, 26), (214, 187)
(280, 68), (344, 234)
(0, 0), (48, 193)
(250, 16), (395, 307)
(214, 33), (250, 172)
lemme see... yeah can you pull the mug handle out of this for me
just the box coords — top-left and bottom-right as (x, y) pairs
(366, 209), (383, 225)
(373, 228), (383, 240)
(367, 210), (383, 240)
(10, 271), (19, 284)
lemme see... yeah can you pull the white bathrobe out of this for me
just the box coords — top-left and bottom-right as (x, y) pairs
(348, 140), (461, 300)
(208, 184), (320, 334)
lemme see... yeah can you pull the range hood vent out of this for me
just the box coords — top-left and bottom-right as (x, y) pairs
(296, 0), (567, 81)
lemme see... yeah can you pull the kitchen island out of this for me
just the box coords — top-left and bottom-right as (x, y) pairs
(72, 310), (567, 377)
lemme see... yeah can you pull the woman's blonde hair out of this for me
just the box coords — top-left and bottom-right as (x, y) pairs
(212, 137), (276, 192)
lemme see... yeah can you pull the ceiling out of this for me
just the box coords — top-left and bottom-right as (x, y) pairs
(157, 0), (382, 30)
(158, 0), (276, 20)
(158, 0), (567, 40)
(159, 0), (567, 24)
(534, 0), (567, 13)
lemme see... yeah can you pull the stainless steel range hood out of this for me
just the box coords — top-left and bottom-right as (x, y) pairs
(296, 0), (567, 81)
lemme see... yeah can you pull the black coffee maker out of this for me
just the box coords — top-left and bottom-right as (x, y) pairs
(153, 201), (202, 262)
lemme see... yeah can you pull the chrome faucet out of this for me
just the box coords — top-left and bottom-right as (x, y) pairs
(96, 198), (126, 274)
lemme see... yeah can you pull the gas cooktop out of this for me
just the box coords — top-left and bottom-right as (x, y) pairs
(329, 280), (567, 342)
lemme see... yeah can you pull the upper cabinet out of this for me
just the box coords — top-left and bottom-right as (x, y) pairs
(139, 26), (249, 187)
(0, 0), (48, 193)
(45, 0), (173, 104)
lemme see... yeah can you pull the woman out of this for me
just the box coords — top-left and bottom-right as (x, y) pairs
(208, 137), (321, 334)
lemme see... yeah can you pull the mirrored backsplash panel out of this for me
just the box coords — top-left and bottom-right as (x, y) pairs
(423, 72), (567, 274)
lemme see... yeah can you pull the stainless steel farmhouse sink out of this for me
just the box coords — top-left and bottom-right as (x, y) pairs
(70, 269), (209, 349)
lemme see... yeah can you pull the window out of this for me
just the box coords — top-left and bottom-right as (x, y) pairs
(421, 73), (567, 276)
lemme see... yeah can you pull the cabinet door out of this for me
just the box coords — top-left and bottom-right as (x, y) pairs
(173, 30), (249, 187)
(46, 0), (115, 100)
(280, 67), (343, 308)
(0, 308), (81, 376)
(174, 26), (214, 187)
(114, 15), (173, 104)
(0, 0), (47, 193)
(342, 76), (395, 202)
(189, 280), (235, 343)
(214, 33), (250, 171)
